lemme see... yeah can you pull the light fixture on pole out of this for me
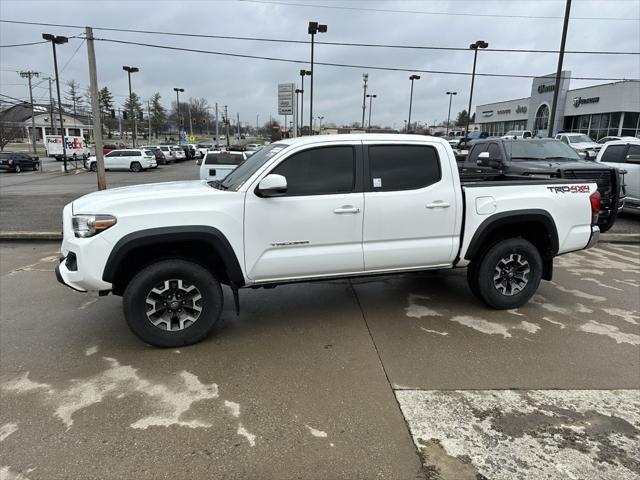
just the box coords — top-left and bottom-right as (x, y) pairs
(42, 33), (68, 172)
(317, 115), (324, 134)
(466, 40), (488, 140)
(122, 66), (139, 147)
(308, 21), (327, 136)
(445, 91), (457, 136)
(407, 74), (420, 133)
(174, 87), (184, 137)
(366, 94), (377, 132)
(298, 70), (311, 134)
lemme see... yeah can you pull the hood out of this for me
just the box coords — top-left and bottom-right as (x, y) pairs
(506, 159), (612, 174)
(72, 180), (222, 214)
(570, 142), (599, 150)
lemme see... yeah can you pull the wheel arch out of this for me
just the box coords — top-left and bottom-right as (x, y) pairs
(464, 209), (559, 280)
(103, 226), (245, 295)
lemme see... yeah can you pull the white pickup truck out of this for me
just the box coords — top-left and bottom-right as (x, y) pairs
(56, 134), (601, 347)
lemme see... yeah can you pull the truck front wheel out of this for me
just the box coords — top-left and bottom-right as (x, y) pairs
(123, 259), (223, 347)
(468, 238), (542, 309)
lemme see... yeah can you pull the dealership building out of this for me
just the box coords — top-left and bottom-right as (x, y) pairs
(475, 72), (640, 140)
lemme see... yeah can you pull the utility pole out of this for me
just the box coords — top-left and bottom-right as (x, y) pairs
(224, 105), (230, 146)
(446, 91), (457, 136)
(45, 77), (55, 135)
(548, 0), (571, 137)
(188, 103), (193, 136)
(237, 112), (240, 141)
(147, 100), (152, 142)
(361, 73), (368, 129)
(85, 27), (106, 190)
(215, 102), (219, 145)
(19, 70), (39, 154)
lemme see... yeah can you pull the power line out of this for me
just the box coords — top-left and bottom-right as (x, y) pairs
(238, 0), (640, 21)
(90, 36), (640, 82)
(1, 19), (638, 55)
(0, 40), (48, 48)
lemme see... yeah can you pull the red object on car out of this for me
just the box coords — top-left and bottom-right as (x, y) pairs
(103, 144), (117, 155)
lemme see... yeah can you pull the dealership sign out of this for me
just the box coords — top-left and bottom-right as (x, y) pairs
(277, 83), (295, 115)
(516, 105), (528, 114)
(537, 84), (555, 94)
(573, 96), (600, 107)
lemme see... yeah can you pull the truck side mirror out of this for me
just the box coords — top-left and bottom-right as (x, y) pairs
(477, 151), (490, 166)
(256, 174), (287, 197)
(626, 154), (640, 164)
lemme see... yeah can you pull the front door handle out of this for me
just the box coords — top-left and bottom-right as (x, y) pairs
(426, 201), (451, 209)
(333, 206), (361, 214)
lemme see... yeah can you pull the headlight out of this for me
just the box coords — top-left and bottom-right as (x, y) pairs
(72, 214), (117, 238)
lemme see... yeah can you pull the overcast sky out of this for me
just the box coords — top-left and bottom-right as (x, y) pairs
(1, 0), (638, 128)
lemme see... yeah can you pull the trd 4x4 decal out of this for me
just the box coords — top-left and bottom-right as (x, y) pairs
(546, 185), (590, 194)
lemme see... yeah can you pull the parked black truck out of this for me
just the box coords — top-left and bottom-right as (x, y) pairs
(460, 138), (625, 232)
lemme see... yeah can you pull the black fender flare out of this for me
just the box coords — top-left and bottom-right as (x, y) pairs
(464, 209), (559, 263)
(102, 226), (245, 287)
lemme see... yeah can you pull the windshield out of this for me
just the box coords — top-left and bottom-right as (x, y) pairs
(568, 134), (592, 144)
(218, 143), (289, 191)
(506, 140), (581, 161)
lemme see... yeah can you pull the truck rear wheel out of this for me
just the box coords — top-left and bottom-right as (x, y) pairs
(468, 238), (542, 309)
(123, 259), (223, 347)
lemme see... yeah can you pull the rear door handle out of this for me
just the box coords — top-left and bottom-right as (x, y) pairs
(426, 201), (451, 209)
(333, 206), (361, 214)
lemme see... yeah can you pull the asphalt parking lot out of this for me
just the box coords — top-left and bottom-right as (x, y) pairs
(1, 242), (638, 479)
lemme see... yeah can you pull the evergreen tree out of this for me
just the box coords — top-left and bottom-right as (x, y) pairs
(149, 92), (166, 138)
(122, 92), (143, 133)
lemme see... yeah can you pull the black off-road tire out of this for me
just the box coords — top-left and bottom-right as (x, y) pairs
(123, 259), (223, 347)
(89, 162), (98, 172)
(468, 238), (542, 309)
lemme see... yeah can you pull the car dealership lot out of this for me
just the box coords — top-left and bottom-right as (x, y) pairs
(1, 242), (638, 479)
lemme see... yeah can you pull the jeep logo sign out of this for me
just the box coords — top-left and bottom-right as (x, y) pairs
(573, 96), (600, 107)
(537, 84), (555, 94)
(515, 105), (527, 114)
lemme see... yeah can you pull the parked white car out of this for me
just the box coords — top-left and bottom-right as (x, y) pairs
(555, 133), (601, 159)
(501, 130), (532, 140)
(597, 136), (638, 144)
(199, 151), (247, 181)
(86, 149), (157, 172)
(244, 143), (263, 151)
(596, 139), (640, 212)
(155, 146), (175, 164)
(170, 146), (186, 161)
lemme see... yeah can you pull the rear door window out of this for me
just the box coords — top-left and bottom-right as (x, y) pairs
(368, 145), (441, 191)
(466, 143), (488, 166)
(600, 144), (627, 163)
(129, 151), (141, 157)
(488, 143), (502, 159)
(205, 153), (245, 165)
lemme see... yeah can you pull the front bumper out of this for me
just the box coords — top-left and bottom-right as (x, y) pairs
(586, 225), (600, 250)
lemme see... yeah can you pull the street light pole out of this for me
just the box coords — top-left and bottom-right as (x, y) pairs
(318, 115), (324, 134)
(308, 21), (327, 136)
(361, 73), (368, 128)
(366, 94), (377, 132)
(174, 87), (184, 139)
(42, 33), (69, 172)
(299, 70), (311, 135)
(466, 40), (488, 140)
(122, 66), (139, 147)
(446, 91), (457, 136)
(407, 74), (420, 132)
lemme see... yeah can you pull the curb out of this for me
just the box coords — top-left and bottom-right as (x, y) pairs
(0, 232), (62, 241)
(1, 232), (638, 244)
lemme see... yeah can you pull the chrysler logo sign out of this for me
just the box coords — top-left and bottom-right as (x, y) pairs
(537, 84), (555, 94)
(573, 96), (600, 107)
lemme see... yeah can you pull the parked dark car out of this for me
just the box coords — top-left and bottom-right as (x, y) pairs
(103, 144), (118, 155)
(180, 145), (196, 160)
(150, 148), (165, 165)
(0, 151), (39, 173)
(461, 138), (625, 232)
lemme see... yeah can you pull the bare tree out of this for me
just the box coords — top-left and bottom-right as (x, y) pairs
(0, 122), (25, 150)
(65, 80), (84, 119)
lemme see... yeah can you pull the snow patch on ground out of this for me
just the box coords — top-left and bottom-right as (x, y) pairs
(0, 466), (32, 480)
(237, 423), (256, 447)
(396, 389), (640, 480)
(552, 283), (606, 302)
(580, 278), (623, 291)
(542, 317), (566, 329)
(305, 424), (328, 438)
(601, 308), (639, 325)
(405, 294), (442, 318)
(223, 400), (240, 418)
(85, 345), (99, 356)
(0, 423), (18, 442)
(576, 303), (594, 314)
(578, 321), (640, 346)
(419, 327), (448, 336)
